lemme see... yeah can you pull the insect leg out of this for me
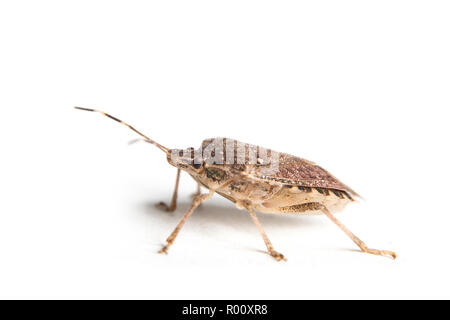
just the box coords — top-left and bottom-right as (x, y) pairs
(190, 182), (203, 205)
(243, 204), (286, 261)
(156, 169), (181, 212)
(279, 202), (396, 259)
(195, 183), (201, 197)
(158, 190), (214, 254)
(190, 183), (202, 199)
(319, 204), (396, 259)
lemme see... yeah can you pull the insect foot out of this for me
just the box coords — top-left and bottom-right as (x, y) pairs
(268, 250), (287, 262)
(155, 201), (176, 212)
(363, 247), (397, 259)
(158, 245), (170, 255)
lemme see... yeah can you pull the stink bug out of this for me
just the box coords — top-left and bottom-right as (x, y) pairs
(75, 107), (396, 261)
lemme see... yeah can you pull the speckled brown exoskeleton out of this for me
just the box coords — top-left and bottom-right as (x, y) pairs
(75, 107), (396, 261)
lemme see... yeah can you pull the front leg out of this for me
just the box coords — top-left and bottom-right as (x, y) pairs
(159, 190), (215, 254)
(156, 169), (181, 212)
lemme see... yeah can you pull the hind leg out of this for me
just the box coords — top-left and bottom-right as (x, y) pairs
(319, 204), (396, 259)
(277, 202), (396, 259)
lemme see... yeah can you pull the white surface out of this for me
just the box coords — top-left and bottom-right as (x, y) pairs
(0, 1), (449, 299)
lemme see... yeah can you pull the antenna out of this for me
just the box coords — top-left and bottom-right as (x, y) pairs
(74, 107), (169, 154)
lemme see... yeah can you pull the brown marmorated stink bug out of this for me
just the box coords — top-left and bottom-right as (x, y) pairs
(75, 107), (396, 261)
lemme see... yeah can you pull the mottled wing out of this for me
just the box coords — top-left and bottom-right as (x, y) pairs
(263, 152), (360, 197)
(200, 138), (360, 198)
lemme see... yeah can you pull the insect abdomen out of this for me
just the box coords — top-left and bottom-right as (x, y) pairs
(257, 185), (354, 215)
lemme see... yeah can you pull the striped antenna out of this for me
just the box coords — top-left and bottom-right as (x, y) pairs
(74, 107), (169, 154)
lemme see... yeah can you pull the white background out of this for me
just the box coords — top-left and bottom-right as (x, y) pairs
(0, 1), (449, 299)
